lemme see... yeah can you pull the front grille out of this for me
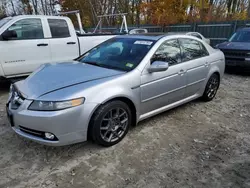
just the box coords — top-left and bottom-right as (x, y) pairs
(19, 126), (58, 141)
(221, 49), (250, 58)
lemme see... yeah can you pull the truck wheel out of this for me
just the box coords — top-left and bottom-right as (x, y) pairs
(90, 100), (131, 147)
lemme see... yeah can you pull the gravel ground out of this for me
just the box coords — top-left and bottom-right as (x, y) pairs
(0, 73), (250, 188)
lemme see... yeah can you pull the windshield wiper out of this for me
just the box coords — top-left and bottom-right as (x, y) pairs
(82, 61), (127, 72)
(98, 64), (127, 72)
(82, 61), (102, 67)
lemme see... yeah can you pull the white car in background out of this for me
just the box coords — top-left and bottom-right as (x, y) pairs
(186, 32), (210, 45)
(129, 28), (148, 34)
(169, 32), (210, 45)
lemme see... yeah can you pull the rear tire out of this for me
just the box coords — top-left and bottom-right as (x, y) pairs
(202, 73), (220, 102)
(89, 100), (132, 147)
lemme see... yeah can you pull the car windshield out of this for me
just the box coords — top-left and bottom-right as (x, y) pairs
(79, 38), (155, 72)
(229, 30), (250, 42)
(0, 17), (12, 28)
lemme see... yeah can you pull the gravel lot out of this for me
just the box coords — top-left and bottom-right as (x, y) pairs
(0, 73), (250, 188)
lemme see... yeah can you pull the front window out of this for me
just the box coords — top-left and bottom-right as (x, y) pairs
(79, 38), (155, 71)
(6, 18), (44, 40)
(0, 17), (12, 28)
(229, 30), (250, 42)
(152, 39), (181, 66)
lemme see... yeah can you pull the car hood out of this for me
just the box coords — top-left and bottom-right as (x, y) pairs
(217, 41), (250, 51)
(16, 61), (124, 99)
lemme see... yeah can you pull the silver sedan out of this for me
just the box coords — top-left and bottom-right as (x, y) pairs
(6, 34), (225, 147)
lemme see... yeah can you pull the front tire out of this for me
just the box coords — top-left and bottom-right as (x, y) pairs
(90, 100), (132, 147)
(202, 73), (220, 102)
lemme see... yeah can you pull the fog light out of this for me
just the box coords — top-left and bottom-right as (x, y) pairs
(45, 132), (55, 140)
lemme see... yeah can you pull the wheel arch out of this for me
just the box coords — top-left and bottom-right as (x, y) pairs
(87, 96), (138, 140)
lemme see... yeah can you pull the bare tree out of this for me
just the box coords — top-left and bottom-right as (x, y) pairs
(10, 0), (17, 15)
(31, 0), (38, 14)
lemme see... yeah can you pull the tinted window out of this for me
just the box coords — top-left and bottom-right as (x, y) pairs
(48, 19), (70, 38)
(152, 39), (181, 66)
(80, 38), (155, 71)
(229, 30), (250, 42)
(7, 19), (44, 40)
(179, 39), (207, 61)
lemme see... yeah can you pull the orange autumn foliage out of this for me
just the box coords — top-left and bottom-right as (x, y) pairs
(141, 0), (187, 25)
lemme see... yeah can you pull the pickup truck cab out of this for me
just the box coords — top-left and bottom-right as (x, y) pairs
(0, 15), (116, 79)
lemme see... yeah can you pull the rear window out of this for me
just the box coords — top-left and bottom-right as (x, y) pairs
(179, 38), (208, 61)
(48, 19), (70, 38)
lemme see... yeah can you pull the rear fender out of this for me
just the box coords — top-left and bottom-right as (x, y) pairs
(199, 63), (222, 96)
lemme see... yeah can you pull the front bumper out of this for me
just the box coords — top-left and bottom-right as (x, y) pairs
(225, 58), (250, 68)
(6, 99), (98, 146)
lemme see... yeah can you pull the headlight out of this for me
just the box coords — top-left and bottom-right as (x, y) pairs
(28, 98), (85, 111)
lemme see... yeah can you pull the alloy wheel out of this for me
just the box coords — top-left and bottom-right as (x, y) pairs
(206, 75), (219, 99)
(100, 108), (128, 143)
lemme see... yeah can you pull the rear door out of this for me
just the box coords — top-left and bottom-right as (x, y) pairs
(47, 18), (79, 62)
(178, 38), (210, 97)
(0, 18), (51, 77)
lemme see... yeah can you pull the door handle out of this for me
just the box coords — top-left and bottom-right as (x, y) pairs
(37, 43), (48, 47)
(204, 62), (209, 67)
(178, 69), (186, 75)
(67, 42), (76, 45)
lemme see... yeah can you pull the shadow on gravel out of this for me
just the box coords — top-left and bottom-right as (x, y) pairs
(0, 79), (11, 90)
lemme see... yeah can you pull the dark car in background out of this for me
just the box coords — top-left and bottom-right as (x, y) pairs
(216, 28), (250, 71)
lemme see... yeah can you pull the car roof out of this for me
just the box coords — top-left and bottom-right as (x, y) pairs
(12, 15), (68, 20)
(117, 32), (196, 41)
(116, 33), (166, 41)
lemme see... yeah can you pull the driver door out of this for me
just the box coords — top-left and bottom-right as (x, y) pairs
(0, 18), (51, 77)
(140, 39), (187, 115)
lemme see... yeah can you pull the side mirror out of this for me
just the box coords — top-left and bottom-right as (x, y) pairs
(148, 61), (169, 73)
(1, 30), (17, 40)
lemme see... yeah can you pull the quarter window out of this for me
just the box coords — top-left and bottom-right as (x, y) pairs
(7, 19), (44, 40)
(179, 38), (208, 61)
(48, 19), (70, 38)
(152, 39), (181, 66)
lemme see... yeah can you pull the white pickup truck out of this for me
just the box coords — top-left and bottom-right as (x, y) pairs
(0, 15), (117, 79)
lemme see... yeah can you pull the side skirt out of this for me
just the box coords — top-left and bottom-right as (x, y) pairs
(138, 94), (200, 122)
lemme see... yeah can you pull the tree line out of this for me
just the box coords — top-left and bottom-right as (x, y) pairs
(1, 0), (250, 27)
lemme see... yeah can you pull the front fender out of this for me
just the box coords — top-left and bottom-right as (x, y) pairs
(88, 85), (141, 114)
